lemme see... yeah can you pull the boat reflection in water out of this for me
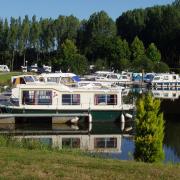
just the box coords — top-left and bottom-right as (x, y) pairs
(152, 88), (180, 100)
(0, 121), (134, 154)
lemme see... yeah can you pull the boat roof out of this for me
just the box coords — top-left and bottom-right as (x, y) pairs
(15, 83), (124, 93)
(39, 73), (77, 78)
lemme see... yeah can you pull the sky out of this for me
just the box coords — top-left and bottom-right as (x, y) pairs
(0, 0), (175, 20)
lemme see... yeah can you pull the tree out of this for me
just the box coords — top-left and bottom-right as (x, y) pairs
(118, 58), (130, 71)
(58, 39), (88, 74)
(134, 93), (165, 163)
(173, 0), (180, 6)
(80, 11), (116, 61)
(131, 36), (145, 61)
(29, 15), (40, 50)
(154, 61), (169, 72)
(116, 2), (180, 69)
(72, 54), (88, 75)
(8, 17), (19, 70)
(94, 58), (108, 71)
(55, 15), (80, 49)
(146, 43), (161, 62)
(18, 15), (30, 65)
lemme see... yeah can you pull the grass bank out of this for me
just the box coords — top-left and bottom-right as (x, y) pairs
(0, 136), (179, 179)
(0, 72), (22, 86)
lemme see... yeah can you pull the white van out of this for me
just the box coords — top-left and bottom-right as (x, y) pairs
(0, 65), (10, 72)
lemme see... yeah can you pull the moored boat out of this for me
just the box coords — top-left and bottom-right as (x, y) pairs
(0, 83), (134, 122)
(151, 73), (180, 87)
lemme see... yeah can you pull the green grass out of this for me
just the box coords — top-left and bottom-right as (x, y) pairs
(0, 72), (22, 86)
(0, 135), (179, 179)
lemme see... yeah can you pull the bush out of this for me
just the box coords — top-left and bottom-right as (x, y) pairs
(134, 93), (165, 163)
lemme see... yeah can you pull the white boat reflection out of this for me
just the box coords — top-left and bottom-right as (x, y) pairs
(15, 134), (126, 153)
(0, 122), (134, 153)
(152, 88), (180, 100)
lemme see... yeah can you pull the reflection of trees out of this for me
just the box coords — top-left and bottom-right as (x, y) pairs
(161, 99), (180, 115)
(164, 120), (180, 157)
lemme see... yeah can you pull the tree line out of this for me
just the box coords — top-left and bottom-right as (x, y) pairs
(116, 0), (180, 71)
(0, 0), (179, 74)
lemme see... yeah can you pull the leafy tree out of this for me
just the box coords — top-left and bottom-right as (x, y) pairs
(172, 0), (180, 6)
(8, 17), (19, 70)
(29, 15), (40, 50)
(154, 61), (169, 72)
(80, 11), (116, 61)
(116, 9), (146, 42)
(146, 43), (161, 62)
(116, 1), (180, 69)
(58, 39), (88, 74)
(94, 58), (108, 71)
(55, 15), (80, 49)
(132, 55), (153, 72)
(3, 18), (9, 51)
(118, 58), (130, 71)
(72, 54), (88, 75)
(134, 93), (165, 163)
(131, 36), (145, 61)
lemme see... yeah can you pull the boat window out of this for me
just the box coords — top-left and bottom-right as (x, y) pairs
(94, 138), (117, 148)
(173, 76), (176, 80)
(61, 77), (74, 84)
(47, 77), (59, 83)
(109, 75), (117, 79)
(62, 138), (80, 148)
(122, 76), (128, 79)
(22, 90), (52, 105)
(24, 76), (34, 82)
(94, 94), (117, 105)
(154, 77), (160, 80)
(62, 94), (80, 105)
(164, 76), (169, 80)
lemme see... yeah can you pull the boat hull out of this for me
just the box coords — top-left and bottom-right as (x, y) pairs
(0, 106), (133, 122)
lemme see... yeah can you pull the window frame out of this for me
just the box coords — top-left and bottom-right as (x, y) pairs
(62, 94), (80, 105)
(94, 94), (117, 105)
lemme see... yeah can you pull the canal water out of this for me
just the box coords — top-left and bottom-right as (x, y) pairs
(0, 89), (179, 163)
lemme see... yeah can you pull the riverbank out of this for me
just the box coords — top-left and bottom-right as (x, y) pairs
(0, 137), (179, 179)
(0, 72), (22, 86)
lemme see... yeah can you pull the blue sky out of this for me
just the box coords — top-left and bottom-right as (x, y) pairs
(0, 0), (175, 20)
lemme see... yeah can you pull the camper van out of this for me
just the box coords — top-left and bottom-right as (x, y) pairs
(0, 65), (10, 72)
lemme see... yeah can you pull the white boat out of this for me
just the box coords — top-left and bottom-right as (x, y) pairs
(83, 71), (113, 81)
(151, 73), (180, 87)
(96, 73), (132, 86)
(0, 83), (134, 122)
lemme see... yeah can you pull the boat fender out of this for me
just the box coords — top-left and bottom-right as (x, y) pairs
(70, 117), (79, 124)
(89, 114), (92, 123)
(89, 123), (92, 132)
(70, 124), (79, 130)
(125, 126), (133, 132)
(121, 113), (125, 123)
(121, 122), (125, 131)
(125, 113), (133, 119)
